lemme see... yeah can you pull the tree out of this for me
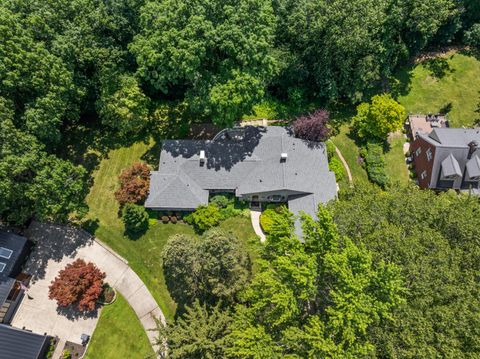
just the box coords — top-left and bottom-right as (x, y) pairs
(48, 259), (105, 311)
(114, 162), (151, 205)
(97, 74), (151, 136)
(156, 300), (233, 358)
(329, 184), (480, 357)
(122, 203), (149, 235)
(130, 0), (278, 127)
(0, 120), (88, 225)
(353, 94), (406, 140)
(292, 109), (331, 142)
(162, 229), (251, 307)
(185, 205), (222, 233)
(465, 23), (480, 48)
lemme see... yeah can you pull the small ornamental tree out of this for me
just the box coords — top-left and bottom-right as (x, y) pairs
(48, 259), (105, 311)
(353, 94), (406, 141)
(122, 203), (149, 234)
(114, 162), (151, 206)
(293, 109), (331, 142)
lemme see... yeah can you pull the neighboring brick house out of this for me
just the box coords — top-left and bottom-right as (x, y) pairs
(411, 128), (480, 190)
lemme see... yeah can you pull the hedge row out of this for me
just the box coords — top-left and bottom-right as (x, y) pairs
(361, 142), (390, 188)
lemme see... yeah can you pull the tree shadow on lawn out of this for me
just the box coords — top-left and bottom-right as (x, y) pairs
(423, 57), (455, 79)
(25, 221), (94, 283)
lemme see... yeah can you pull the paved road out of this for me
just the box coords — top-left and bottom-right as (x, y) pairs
(12, 222), (163, 357)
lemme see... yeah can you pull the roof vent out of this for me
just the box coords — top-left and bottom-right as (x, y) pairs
(199, 150), (206, 165)
(281, 153), (288, 162)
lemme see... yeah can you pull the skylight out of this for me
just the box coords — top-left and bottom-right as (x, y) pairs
(0, 262), (5, 273)
(0, 247), (13, 259)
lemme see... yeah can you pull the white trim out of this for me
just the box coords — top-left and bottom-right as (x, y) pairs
(415, 147), (422, 156)
(426, 148), (432, 161)
(420, 170), (427, 180)
(0, 262), (5, 272)
(0, 247), (13, 259)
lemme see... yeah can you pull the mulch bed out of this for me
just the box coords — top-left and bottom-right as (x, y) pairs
(63, 341), (85, 358)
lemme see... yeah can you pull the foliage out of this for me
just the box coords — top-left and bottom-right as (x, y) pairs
(292, 109), (331, 142)
(156, 300), (233, 358)
(353, 94), (406, 140)
(259, 206), (291, 235)
(130, 0), (278, 127)
(122, 203), (149, 235)
(185, 205), (222, 232)
(48, 259), (105, 311)
(114, 162), (151, 206)
(465, 23), (480, 48)
(326, 140), (336, 160)
(62, 350), (71, 359)
(328, 156), (345, 181)
(210, 194), (232, 209)
(0, 120), (88, 225)
(329, 184), (480, 358)
(97, 74), (151, 136)
(162, 229), (251, 307)
(226, 206), (405, 357)
(361, 143), (390, 188)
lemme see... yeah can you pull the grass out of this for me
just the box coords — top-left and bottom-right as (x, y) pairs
(396, 52), (480, 128)
(384, 132), (410, 185)
(84, 293), (154, 359)
(85, 140), (260, 321)
(330, 125), (368, 186)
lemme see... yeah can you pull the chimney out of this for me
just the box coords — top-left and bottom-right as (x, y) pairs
(281, 153), (288, 162)
(468, 141), (478, 159)
(199, 150), (206, 165)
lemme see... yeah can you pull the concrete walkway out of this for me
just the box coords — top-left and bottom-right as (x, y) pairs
(250, 210), (266, 242)
(12, 222), (163, 357)
(334, 145), (353, 186)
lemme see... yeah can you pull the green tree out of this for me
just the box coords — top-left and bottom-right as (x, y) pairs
(122, 203), (149, 234)
(97, 74), (150, 136)
(353, 94), (406, 140)
(130, 0), (278, 127)
(185, 205), (222, 233)
(156, 300), (233, 359)
(162, 229), (252, 307)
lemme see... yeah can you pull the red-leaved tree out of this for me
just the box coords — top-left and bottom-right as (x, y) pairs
(114, 162), (151, 205)
(292, 109), (331, 142)
(49, 259), (106, 311)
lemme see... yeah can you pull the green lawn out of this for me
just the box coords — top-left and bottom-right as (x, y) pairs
(384, 132), (410, 185)
(396, 52), (480, 128)
(85, 140), (259, 321)
(331, 125), (368, 186)
(85, 293), (154, 359)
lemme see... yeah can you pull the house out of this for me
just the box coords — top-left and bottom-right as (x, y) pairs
(411, 128), (480, 190)
(145, 126), (337, 237)
(0, 231), (30, 324)
(0, 324), (50, 359)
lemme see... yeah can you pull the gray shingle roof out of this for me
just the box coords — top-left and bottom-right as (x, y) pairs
(466, 155), (480, 178)
(0, 231), (28, 280)
(0, 324), (49, 359)
(146, 126), (337, 225)
(429, 128), (480, 147)
(441, 153), (462, 177)
(0, 277), (15, 309)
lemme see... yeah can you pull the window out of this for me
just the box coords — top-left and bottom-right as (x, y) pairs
(0, 262), (5, 273)
(0, 247), (12, 259)
(426, 148), (432, 161)
(415, 147), (422, 156)
(420, 170), (427, 180)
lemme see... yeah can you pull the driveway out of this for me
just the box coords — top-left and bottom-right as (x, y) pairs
(11, 222), (163, 354)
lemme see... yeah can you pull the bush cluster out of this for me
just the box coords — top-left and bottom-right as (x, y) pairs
(259, 205), (292, 234)
(329, 157), (345, 181)
(361, 143), (390, 188)
(185, 204), (222, 232)
(326, 140), (336, 160)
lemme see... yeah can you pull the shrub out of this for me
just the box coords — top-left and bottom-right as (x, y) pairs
(465, 23), (480, 48)
(362, 142), (390, 188)
(260, 209), (276, 234)
(185, 204), (222, 232)
(329, 157), (345, 181)
(114, 162), (151, 206)
(100, 284), (115, 304)
(210, 194), (233, 208)
(293, 109), (331, 142)
(48, 259), (105, 312)
(161, 215), (169, 223)
(260, 206), (293, 235)
(62, 349), (71, 359)
(326, 140), (336, 160)
(122, 203), (149, 234)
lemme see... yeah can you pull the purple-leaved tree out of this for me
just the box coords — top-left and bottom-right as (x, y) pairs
(293, 109), (331, 142)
